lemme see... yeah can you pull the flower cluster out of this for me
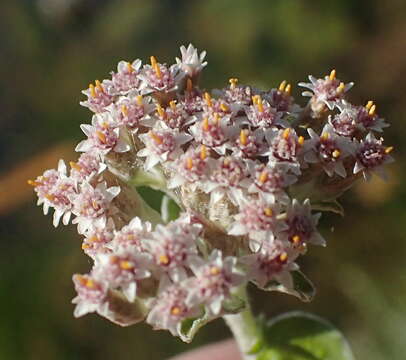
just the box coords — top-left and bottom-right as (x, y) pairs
(30, 44), (393, 341)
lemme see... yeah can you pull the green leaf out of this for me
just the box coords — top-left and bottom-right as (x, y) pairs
(160, 195), (181, 223)
(178, 309), (212, 343)
(311, 200), (344, 216)
(263, 271), (316, 302)
(222, 294), (246, 314)
(256, 312), (355, 360)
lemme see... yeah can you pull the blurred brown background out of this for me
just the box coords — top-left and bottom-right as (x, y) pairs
(0, 0), (405, 359)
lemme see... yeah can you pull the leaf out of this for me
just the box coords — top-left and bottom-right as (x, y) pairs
(160, 195), (181, 223)
(263, 271), (316, 302)
(178, 309), (212, 343)
(256, 312), (355, 360)
(222, 294), (246, 314)
(311, 200), (344, 216)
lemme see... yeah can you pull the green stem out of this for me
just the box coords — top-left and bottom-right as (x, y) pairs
(223, 286), (262, 360)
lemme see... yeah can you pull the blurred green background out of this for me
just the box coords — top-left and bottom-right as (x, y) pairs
(1, 0), (405, 359)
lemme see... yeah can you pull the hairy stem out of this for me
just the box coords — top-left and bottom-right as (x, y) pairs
(223, 286), (262, 360)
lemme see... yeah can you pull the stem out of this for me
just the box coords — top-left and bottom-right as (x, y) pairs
(223, 286), (262, 360)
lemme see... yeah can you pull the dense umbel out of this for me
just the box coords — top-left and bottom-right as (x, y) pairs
(29, 44), (393, 341)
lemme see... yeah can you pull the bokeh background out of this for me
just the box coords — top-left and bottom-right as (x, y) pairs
(1, 0), (405, 359)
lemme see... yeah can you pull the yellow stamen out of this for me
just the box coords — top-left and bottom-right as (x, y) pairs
(186, 157), (193, 170)
(252, 95), (259, 105)
(150, 56), (161, 78)
(329, 69), (336, 81)
(186, 78), (193, 92)
(159, 255), (169, 265)
(96, 131), (106, 144)
(136, 95), (143, 106)
(156, 104), (165, 118)
(69, 161), (82, 171)
(210, 266), (220, 275)
(365, 100), (374, 110)
(279, 252), (288, 262)
(320, 132), (329, 141)
(169, 100), (177, 110)
(85, 279), (95, 289)
(171, 306), (181, 315)
(200, 145), (207, 160)
(27, 179), (40, 187)
(385, 146), (394, 154)
(368, 104), (376, 116)
(213, 113), (220, 124)
(89, 84), (96, 98)
(220, 103), (229, 112)
(282, 128), (291, 140)
(127, 62), (134, 73)
(264, 208), (273, 217)
(292, 235), (301, 244)
(82, 243), (90, 250)
(121, 105), (128, 116)
(240, 129), (248, 146)
(204, 92), (212, 107)
(332, 149), (341, 158)
(120, 260), (134, 270)
(95, 80), (104, 93)
(259, 170), (268, 184)
(45, 194), (55, 202)
(88, 236), (98, 243)
(92, 200), (99, 210)
(229, 78), (238, 89)
(150, 56), (157, 68)
(336, 82), (345, 94)
(279, 80), (287, 92)
(298, 136), (305, 146)
(256, 98), (264, 113)
(202, 117), (209, 131)
(149, 131), (163, 144)
(285, 83), (291, 95)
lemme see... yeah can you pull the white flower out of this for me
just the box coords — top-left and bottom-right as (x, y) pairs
(176, 44), (207, 78)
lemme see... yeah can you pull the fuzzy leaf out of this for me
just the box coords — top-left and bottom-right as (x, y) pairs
(256, 312), (355, 360)
(263, 271), (316, 302)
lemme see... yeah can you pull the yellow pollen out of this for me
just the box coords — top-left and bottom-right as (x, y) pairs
(385, 146), (394, 154)
(159, 254), (169, 265)
(329, 69), (336, 81)
(240, 129), (248, 145)
(298, 136), (305, 146)
(213, 113), (220, 124)
(256, 99), (264, 113)
(264, 208), (273, 217)
(332, 149), (341, 158)
(169, 100), (177, 110)
(45, 194), (55, 202)
(69, 161), (82, 171)
(82, 243), (90, 249)
(204, 92), (212, 107)
(85, 279), (95, 288)
(292, 235), (301, 244)
(121, 105), (128, 116)
(88, 235), (98, 243)
(92, 200), (99, 210)
(279, 80), (287, 92)
(149, 131), (163, 144)
(200, 145), (207, 160)
(368, 104), (376, 116)
(89, 84), (96, 98)
(120, 260), (134, 270)
(127, 62), (134, 73)
(136, 95), (143, 106)
(282, 128), (291, 140)
(156, 104), (165, 118)
(259, 170), (268, 184)
(27, 179), (40, 187)
(285, 83), (291, 94)
(202, 117), (209, 131)
(186, 157), (193, 170)
(336, 82), (345, 93)
(186, 78), (193, 92)
(320, 132), (329, 141)
(220, 103), (229, 112)
(96, 131), (107, 144)
(252, 95), (259, 105)
(229, 78), (238, 89)
(171, 306), (181, 316)
(150, 56), (157, 68)
(95, 80), (104, 93)
(279, 252), (288, 262)
(365, 100), (374, 110)
(210, 266), (220, 275)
